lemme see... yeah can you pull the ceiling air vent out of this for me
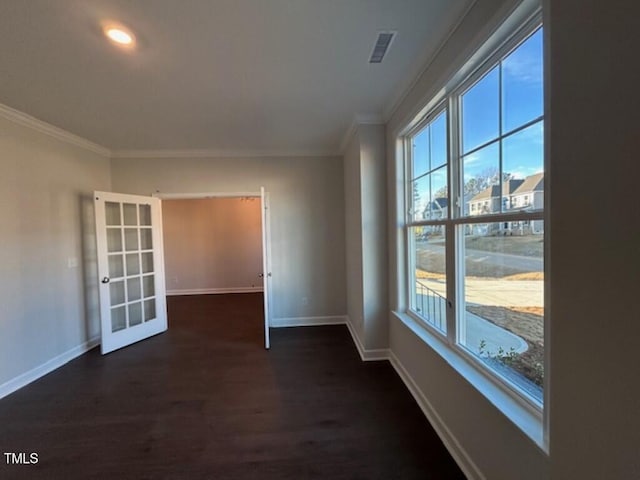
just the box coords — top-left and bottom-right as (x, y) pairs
(369, 31), (396, 64)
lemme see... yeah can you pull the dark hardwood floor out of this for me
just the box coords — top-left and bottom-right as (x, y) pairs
(0, 293), (464, 479)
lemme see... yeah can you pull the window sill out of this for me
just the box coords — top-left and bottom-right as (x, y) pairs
(392, 310), (548, 454)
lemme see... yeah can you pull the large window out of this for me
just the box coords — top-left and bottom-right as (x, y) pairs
(406, 24), (545, 407)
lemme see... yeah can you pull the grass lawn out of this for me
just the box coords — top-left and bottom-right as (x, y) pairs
(465, 234), (543, 257)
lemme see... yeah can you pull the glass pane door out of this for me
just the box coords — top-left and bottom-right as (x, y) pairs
(95, 192), (167, 354)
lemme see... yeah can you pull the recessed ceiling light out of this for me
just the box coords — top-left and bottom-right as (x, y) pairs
(103, 24), (135, 47)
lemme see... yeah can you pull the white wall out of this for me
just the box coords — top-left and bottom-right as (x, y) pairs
(546, 0), (640, 478)
(110, 155), (346, 322)
(344, 131), (365, 339)
(0, 114), (111, 391)
(359, 125), (388, 349)
(162, 198), (263, 294)
(344, 124), (388, 350)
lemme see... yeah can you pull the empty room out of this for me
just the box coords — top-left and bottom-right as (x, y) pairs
(163, 195), (270, 346)
(0, 0), (638, 479)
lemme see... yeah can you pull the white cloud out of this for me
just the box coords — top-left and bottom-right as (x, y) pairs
(464, 153), (480, 164)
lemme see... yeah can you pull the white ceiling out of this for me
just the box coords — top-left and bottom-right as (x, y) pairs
(0, 0), (472, 154)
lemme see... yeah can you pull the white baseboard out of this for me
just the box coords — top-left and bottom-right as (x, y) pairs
(167, 287), (264, 296)
(345, 318), (390, 361)
(271, 315), (347, 328)
(0, 337), (100, 400)
(342, 320), (480, 479)
(388, 350), (484, 480)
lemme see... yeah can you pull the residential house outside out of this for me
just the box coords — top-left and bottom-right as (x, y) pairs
(424, 197), (448, 220)
(420, 197), (447, 237)
(468, 173), (544, 235)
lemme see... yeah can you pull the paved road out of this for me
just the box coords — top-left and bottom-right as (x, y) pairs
(417, 241), (542, 272)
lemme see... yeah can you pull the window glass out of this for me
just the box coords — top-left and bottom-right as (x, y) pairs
(431, 111), (448, 170)
(411, 111), (449, 222)
(410, 227), (447, 333)
(463, 142), (500, 216)
(427, 166), (448, 221)
(502, 29), (544, 133)
(411, 176), (430, 222)
(461, 67), (499, 154)
(459, 222), (544, 401)
(405, 26), (545, 407)
(412, 127), (430, 179)
(503, 122), (544, 210)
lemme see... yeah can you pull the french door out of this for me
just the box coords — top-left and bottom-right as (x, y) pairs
(94, 192), (167, 354)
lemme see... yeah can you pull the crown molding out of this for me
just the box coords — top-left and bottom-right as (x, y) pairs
(338, 121), (359, 154)
(110, 148), (341, 159)
(338, 113), (386, 154)
(383, 0), (478, 122)
(0, 103), (384, 160)
(0, 103), (111, 157)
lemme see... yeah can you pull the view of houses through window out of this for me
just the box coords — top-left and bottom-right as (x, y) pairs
(407, 25), (544, 404)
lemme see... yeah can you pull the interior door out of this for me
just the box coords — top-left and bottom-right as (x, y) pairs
(94, 191), (168, 354)
(260, 187), (272, 349)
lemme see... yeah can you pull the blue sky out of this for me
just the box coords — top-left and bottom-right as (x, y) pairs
(412, 27), (543, 214)
(462, 27), (544, 181)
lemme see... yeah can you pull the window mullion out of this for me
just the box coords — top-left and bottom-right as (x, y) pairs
(446, 96), (460, 344)
(498, 61), (505, 213)
(406, 137), (415, 220)
(449, 97), (461, 220)
(445, 221), (456, 344)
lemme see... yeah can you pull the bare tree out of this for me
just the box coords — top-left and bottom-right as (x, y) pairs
(464, 168), (513, 197)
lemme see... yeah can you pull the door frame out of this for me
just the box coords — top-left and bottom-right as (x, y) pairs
(153, 191), (273, 343)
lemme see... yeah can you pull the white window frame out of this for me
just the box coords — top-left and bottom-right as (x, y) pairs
(400, 6), (548, 450)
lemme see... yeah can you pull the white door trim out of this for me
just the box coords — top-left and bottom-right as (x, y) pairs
(153, 192), (261, 200)
(260, 187), (272, 349)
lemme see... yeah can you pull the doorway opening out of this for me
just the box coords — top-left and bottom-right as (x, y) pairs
(157, 191), (272, 349)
